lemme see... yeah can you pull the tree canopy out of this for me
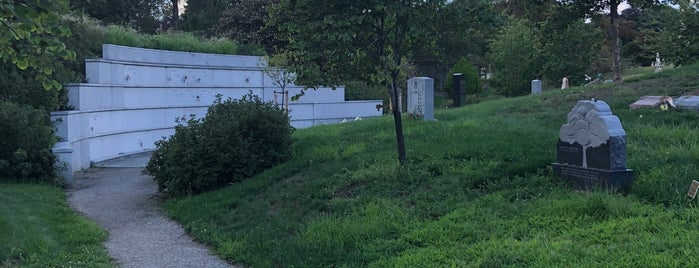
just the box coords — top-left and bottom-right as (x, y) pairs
(1, 0), (76, 90)
(269, 0), (444, 164)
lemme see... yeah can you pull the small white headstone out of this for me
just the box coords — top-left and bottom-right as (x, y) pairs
(407, 77), (434, 120)
(561, 77), (569, 89)
(531, 79), (542, 94)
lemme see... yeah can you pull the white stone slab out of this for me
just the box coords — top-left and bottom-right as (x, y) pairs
(407, 77), (435, 120)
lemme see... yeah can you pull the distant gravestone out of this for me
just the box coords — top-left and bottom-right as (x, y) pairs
(675, 96), (699, 111)
(629, 96), (666, 109)
(655, 52), (663, 73)
(452, 73), (463, 108)
(561, 77), (569, 89)
(407, 77), (434, 120)
(553, 99), (634, 191)
(531, 80), (542, 94)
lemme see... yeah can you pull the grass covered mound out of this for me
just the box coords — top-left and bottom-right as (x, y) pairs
(0, 184), (113, 267)
(166, 63), (699, 267)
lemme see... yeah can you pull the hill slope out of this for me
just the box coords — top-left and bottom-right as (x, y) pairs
(166, 64), (699, 267)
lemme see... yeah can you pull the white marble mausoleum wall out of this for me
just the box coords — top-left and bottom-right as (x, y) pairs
(51, 44), (383, 180)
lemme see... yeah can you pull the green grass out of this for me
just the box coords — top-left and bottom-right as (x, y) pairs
(0, 184), (113, 268)
(166, 63), (699, 267)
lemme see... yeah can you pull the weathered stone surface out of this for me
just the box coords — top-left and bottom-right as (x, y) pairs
(407, 77), (435, 120)
(553, 164), (635, 191)
(629, 96), (665, 109)
(531, 79), (542, 94)
(675, 95), (699, 111)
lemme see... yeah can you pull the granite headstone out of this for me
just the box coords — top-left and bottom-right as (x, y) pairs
(553, 99), (634, 191)
(675, 95), (699, 111)
(531, 79), (542, 94)
(407, 77), (435, 120)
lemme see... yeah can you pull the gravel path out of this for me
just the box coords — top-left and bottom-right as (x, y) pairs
(66, 154), (236, 268)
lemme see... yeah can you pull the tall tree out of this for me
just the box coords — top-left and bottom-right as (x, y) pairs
(181, 0), (230, 36)
(171, 0), (179, 30)
(437, 0), (502, 69)
(1, 0), (76, 90)
(644, 0), (699, 66)
(70, 0), (174, 33)
(269, 0), (443, 165)
(215, 0), (282, 52)
(487, 18), (543, 96)
(564, 0), (661, 83)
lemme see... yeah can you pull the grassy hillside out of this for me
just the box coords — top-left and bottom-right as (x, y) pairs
(166, 63), (699, 267)
(0, 184), (114, 267)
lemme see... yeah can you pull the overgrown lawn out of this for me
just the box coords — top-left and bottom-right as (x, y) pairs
(167, 63), (699, 267)
(0, 184), (113, 267)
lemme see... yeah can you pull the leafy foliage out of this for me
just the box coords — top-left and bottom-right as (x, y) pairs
(0, 62), (71, 111)
(541, 19), (603, 86)
(487, 18), (543, 96)
(0, 0), (76, 90)
(642, 0), (699, 66)
(436, 0), (503, 68)
(269, 0), (443, 164)
(180, 0), (228, 36)
(216, 0), (282, 53)
(0, 101), (56, 183)
(144, 93), (294, 197)
(445, 57), (482, 95)
(69, 0), (176, 34)
(565, 0), (662, 81)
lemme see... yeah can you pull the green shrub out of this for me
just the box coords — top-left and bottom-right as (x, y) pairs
(0, 62), (70, 111)
(445, 57), (482, 96)
(344, 80), (388, 113)
(0, 101), (56, 183)
(144, 93), (294, 197)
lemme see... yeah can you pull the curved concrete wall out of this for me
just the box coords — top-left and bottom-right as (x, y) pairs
(52, 44), (383, 181)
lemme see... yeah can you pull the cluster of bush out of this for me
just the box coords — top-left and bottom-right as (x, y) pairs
(144, 94), (294, 197)
(0, 102), (56, 183)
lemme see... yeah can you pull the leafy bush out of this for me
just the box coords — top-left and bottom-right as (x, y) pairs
(445, 57), (482, 96)
(0, 62), (71, 111)
(144, 93), (294, 196)
(344, 80), (388, 113)
(0, 101), (56, 183)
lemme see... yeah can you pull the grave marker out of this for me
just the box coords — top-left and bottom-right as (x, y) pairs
(408, 77), (435, 120)
(553, 99), (634, 191)
(531, 79), (542, 94)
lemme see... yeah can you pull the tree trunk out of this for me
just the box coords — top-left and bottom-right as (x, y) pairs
(390, 78), (407, 166)
(171, 0), (179, 30)
(610, 1), (622, 83)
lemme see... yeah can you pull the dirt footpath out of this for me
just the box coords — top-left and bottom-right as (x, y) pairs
(66, 153), (236, 268)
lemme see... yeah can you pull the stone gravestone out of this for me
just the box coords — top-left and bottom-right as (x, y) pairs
(452, 73), (463, 108)
(407, 77), (434, 120)
(675, 95), (699, 111)
(531, 79), (542, 94)
(553, 99), (634, 191)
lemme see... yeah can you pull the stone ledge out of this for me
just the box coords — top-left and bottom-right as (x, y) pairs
(553, 163), (634, 191)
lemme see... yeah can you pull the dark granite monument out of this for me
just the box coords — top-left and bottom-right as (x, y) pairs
(553, 99), (634, 191)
